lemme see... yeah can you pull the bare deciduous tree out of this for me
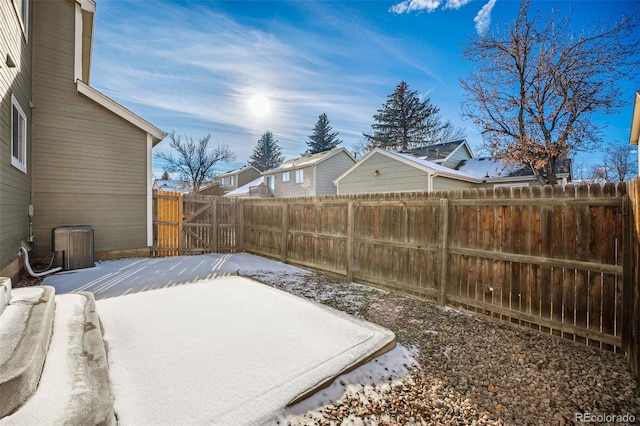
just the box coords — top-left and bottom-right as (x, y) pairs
(154, 132), (236, 192)
(591, 142), (638, 183)
(460, 0), (639, 185)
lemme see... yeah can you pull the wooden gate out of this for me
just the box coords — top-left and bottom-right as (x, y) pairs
(152, 191), (240, 256)
(152, 190), (182, 256)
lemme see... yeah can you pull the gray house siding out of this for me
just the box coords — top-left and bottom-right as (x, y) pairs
(442, 144), (473, 169)
(314, 152), (354, 195)
(273, 166), (313, 197)
(0, 0), (32, 275)
(31, 0), (149, 255)
(432, 176), (474, 191)
(218, 167), (261, 192)
(337, 152), (428, 194)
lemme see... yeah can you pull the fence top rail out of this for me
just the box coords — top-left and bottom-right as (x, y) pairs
(238, 182), (626, 205)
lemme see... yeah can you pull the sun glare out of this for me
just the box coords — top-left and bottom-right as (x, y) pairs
(249, 95), (271, 118)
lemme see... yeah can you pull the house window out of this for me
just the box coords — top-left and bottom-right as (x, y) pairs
(11, 95), (27, 173)
(230, 176), (235, 186)
(295, 169), (304, 184)
(267, 175), (275, 191)
(282, 171), (290, 182)
(13, 0), (29, 40)
(220, 177), (226, 186)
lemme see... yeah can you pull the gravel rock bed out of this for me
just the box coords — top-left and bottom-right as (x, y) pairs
(246, 271), (640, 425)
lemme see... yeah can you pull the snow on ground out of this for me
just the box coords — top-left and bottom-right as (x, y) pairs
(37, 253), (420, 423)
(96, 276), (395, 425)
(42, 253), (309, 300)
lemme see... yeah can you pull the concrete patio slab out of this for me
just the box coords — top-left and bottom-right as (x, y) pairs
(96, 276), (395, 425)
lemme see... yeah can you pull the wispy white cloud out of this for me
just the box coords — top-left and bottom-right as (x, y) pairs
(444, 0), (472, 10)
(389, 0), (441, 15)
(474, 0), (497, 34)
(92, 1), (446, 167)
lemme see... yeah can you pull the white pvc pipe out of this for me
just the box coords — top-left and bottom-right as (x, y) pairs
(19, 247), (62, 278)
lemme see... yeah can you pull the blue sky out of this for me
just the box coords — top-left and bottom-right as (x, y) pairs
(89, 0), (640, 178)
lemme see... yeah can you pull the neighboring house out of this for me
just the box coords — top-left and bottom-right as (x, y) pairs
(197, 181), (224, 196)
(215, 166), (261, 193)
(400, 139), (474, 169)
(224, 176), (266, 198)
(631, 90), (640, 176)
(262, 148), (356, 198)
(0, 0), (166, 282)
(335, 148), (573, 195)
(456, 157), (573, 188)
(153, 180), (192, 194)
(335, 148), (479, 195)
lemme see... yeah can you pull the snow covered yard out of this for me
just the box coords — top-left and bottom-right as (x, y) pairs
(95, 276), (395, 425)
(21, 253), (640, 424)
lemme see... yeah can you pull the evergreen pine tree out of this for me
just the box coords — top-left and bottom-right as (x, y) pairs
(161, 170), (170, 180)
(306, 113), (342, 154)
(363, 81), (447, 151)
(248, 131), (284, 172)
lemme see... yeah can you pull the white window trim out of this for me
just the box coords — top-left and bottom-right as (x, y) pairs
(11, 95), (27, 174)
(282, 171), (290, 182)
(295, 169), (304, 184)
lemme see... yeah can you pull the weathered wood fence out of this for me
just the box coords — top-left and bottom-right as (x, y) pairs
(152, 181), (640, 378)
(625, 178), (640, 378)
(242, 184), (626, 352)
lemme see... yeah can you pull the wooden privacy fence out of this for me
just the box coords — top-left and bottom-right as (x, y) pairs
(242, 183), (627, 353)
(152, 191), (240, 256)
(625, 178), (640, 378)
(152, 181), (640, 379)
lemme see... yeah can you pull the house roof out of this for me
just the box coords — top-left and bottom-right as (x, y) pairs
(334, 148), (481, 184)
(224, 176), (264, 197)
(215, 165), (260, 179)
(456, 157), (572, 180)
(263, 148), (355, 175)
(400, 139), (471, 162)
(631, 90), (640, 146)
(198, 180), (221, 191)
(153, 180), (191, 194)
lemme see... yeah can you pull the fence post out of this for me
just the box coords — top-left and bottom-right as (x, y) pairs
(177, 193), (184, 255)
(281, 202), (288, 262)
(237, 199), (244, 252)
(346, 201), (354, 282)
(211, 197), (218, 253)
(439, 198), (449, 306)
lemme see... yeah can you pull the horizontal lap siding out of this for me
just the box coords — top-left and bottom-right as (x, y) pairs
(432, 176), (474, 191)
(31, 0), (148, 254)
(338, 152), (428, 194)
(0, 0), (31, 270)
(314, 153), (354, 195)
